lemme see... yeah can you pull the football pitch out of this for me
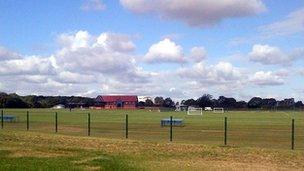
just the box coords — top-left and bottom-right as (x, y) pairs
(2, 108), (304, 150)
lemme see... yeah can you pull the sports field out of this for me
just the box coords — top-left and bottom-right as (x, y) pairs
(1, 108), (304, 150)
(1, 108), (304, 170)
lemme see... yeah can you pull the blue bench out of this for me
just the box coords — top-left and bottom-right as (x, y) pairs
(161, 118), (183, 127)
(0, 115), (16, 122)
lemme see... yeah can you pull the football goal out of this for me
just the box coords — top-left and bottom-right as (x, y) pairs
(187, 107), (203, 115)
(213, 107), (224, 114)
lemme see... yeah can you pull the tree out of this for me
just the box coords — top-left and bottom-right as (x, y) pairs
(295, 101), (303, 108)
(137, 101), (145, 107)
(0, 92), (8, 108)
(163, 98), (175, 108)
(248, 97), (263, 108)
(154, 97), (164, 106)
(276, 98), (294, 109)
(181, 99), (196, 106)
(4, 97), (28, 108)
(197, 94), (213, 108)
(235, 101), (247, 109)
(145, 99), (154, 107)
(261, 98), (277, 109)
(217, 96), (236, 109)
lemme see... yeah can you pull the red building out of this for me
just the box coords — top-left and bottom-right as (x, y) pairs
(95, 95), (138, 109)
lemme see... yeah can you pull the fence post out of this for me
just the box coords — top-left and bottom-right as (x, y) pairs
(55, 112), (58, 133)
(125, 114), (128, 139)
(88, 113), (91, 136)
(26, 111), (29, 131)
(291, 119), (295, 150)
(224, 117), (227, 146)
(170, 116), (173, 142)
(1, 110), (3, 129)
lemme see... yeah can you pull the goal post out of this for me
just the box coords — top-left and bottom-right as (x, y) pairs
(187, 107), (203, 116)
(213, 107), (224, 114)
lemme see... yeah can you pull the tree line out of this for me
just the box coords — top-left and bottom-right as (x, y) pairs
(181, 94), (303, 110)
(142, 94), (304, 110)
(0, 92), (95, 108)
(0, 92), (303, 109)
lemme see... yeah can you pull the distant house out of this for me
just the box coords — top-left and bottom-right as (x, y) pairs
(95, 95), (138, 109)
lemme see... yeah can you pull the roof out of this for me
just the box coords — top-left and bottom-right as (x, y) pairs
(96, 95), (138, 102)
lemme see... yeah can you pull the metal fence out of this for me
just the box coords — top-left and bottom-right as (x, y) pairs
(1, 109), (303, 150)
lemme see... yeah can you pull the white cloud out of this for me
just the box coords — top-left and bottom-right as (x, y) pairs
(259, 7), (304, 37)
(144, 38), (184, 63)
(120, 0), (266, 27)
(249, 44), (294, 65)
(178, 61), (243, 84)
(57, 30), (92, 50)
(0, 46), (21, 60)
(0, 29), (300, 101)
(0, 56), (55, 75)
(250, 71), (284, 86)
(94, 32), (136, 52)
(22, 75), (48, 83)
(56, 71), (96, 84)
(189, 46), (207, 62)
(81, 0), (106, 11)
(176, 61), (247, 100)
(56, 31), (145, 80)
(0, 30), (153, 96)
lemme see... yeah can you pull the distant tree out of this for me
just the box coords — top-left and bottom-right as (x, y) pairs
(0, 92), (8, 108)
(217, 96), (236, 109)
(163, 98), (175, 108)
(235, 101), (247, 109)
(295, 101), (303, 108)
(154, 97), (164, 106)
(197, 94), (213, 108)
(4, 96), (28, 108)
(248, 97), (263, 108)
(212, 99), (219, 107)
(182, 99), (196, 106)
(277, 98), (295, 109)
(261, 98), (277, 109)
(145, 99), (154, 107)
(137, 101), (145, 107)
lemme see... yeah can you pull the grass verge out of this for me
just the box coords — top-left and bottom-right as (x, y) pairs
(0, 130), (303, 170)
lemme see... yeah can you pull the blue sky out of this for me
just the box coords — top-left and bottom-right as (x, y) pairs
(0, 0), (304, 101)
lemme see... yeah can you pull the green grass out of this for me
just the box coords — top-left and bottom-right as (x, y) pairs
(0, 130), (304, 170)
(1, 108), (304, 149)
(1, 109), (304, 170)
(0, 150), (80, 171)
(0, 148), (141, 171)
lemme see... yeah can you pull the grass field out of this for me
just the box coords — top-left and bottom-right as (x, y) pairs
(1, 108), (304, 149)
(1, 108), (304, 170)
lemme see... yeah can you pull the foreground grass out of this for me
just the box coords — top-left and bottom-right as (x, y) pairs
(0, 130), (304, 170)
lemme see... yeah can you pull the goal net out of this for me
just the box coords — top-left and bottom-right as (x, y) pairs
(213, 107), (224, 114)
(187, 107), (203, 115)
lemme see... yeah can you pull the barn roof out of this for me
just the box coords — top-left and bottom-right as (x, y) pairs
(96, 95), (138, 102)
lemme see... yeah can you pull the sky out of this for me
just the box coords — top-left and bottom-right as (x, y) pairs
(0, 0), (304, 102)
